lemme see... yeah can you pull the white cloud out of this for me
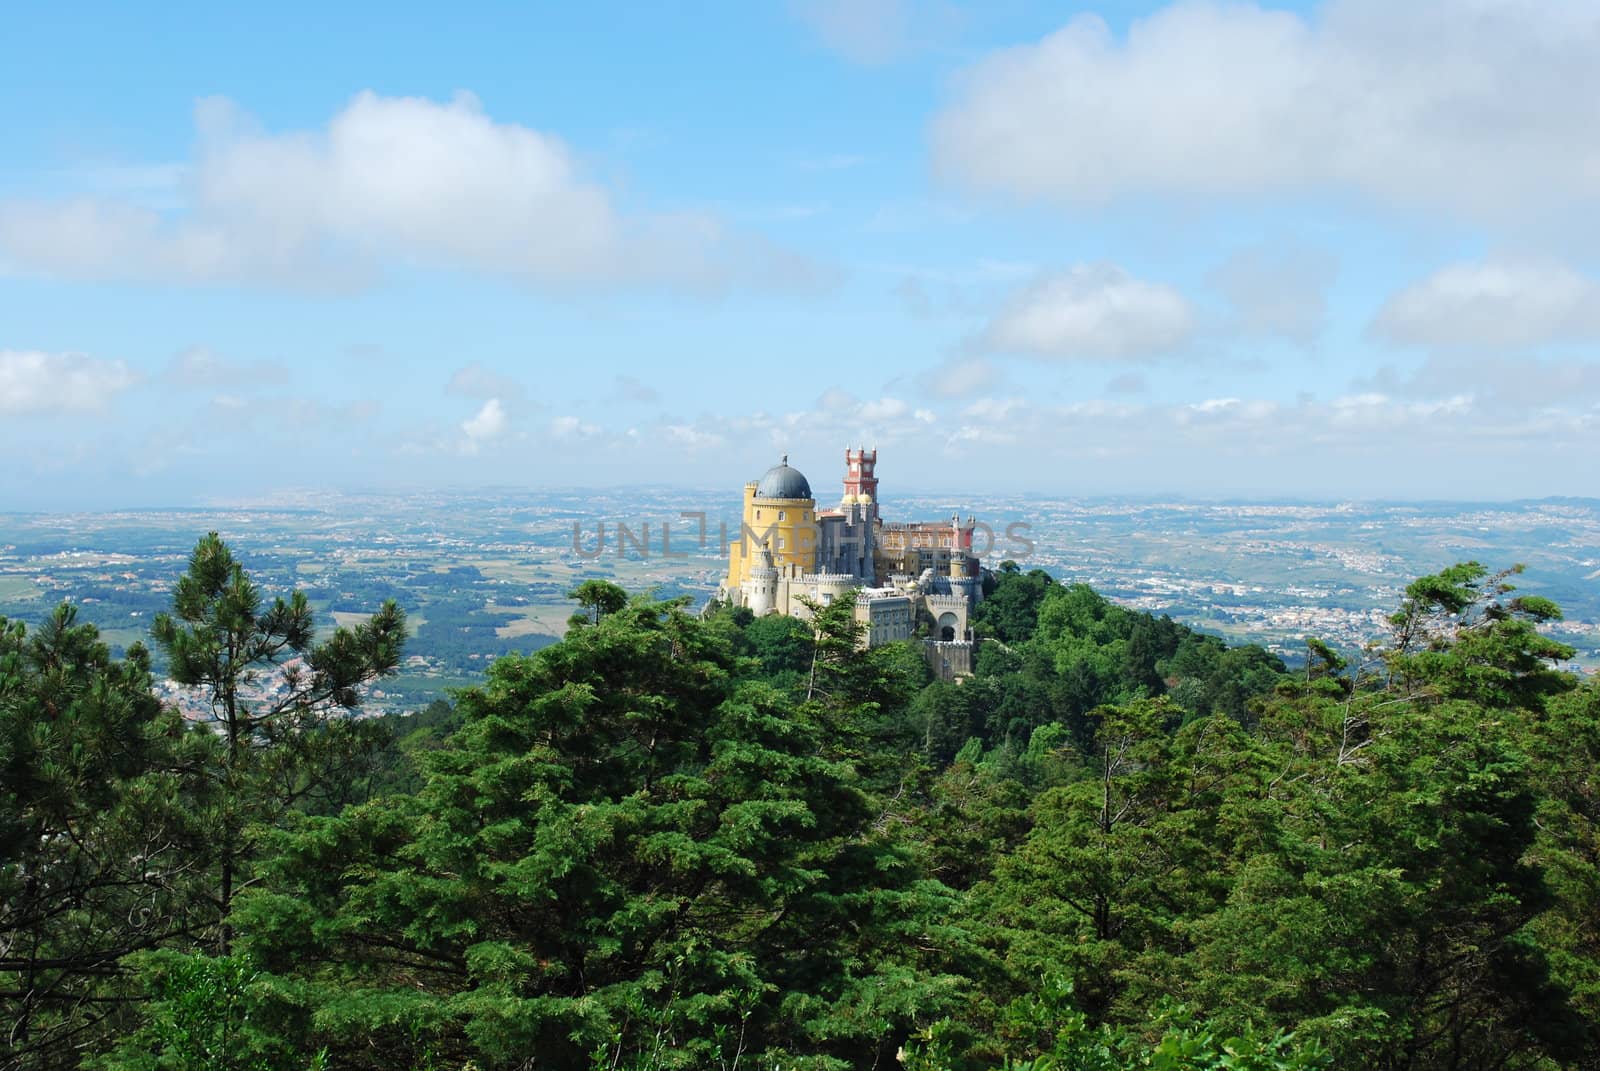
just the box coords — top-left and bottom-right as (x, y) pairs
(790, 0), (957, 64)
(1372, 258), (1600, 349)
(1360, 353), (1600, 411)
(341, 382), (1600, 499)
(764, 390), (934, 453)
(0, 350), (138, 414)
(962, 396), (1027, 423)
(910, 388), (1591, 497)
(53, 161), (188, 201)
(1324, 391), (1474, 428)
(0, 91), (818, 292)
(982, 264), (1194, 360)
(447, 362), (528, 403)
(932, 1), (1600, 221)
(663, 424), (724, 449)
(1176, 396), (1282, 425)
(462, 398), (508, 443)
(859, 396), (910, 421)
(549, 415), (601, 439)
(950, 423), (1020, 447)
(918, 356), (999, 398)
(1211, 244), (1338, 343)
(165, 345), (288, 387)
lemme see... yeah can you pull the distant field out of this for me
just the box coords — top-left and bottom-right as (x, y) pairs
(463, 558), (553, 583)
(332, 609), (426, 632)
(96, 625), (150, 651)
(486, 602), (572, 639)
(0, 576), (42, 600)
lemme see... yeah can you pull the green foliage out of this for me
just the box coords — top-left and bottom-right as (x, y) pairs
(149, 532), (406, 946)
(567, 578), (628, 627)
(357, 698), (462, 799)
(745, 611), (814, 680)
(232, 595), (971, 1069)
(1384, 561), (1576, 710)
(982, 702), (1268, 1022)
(972, 567), (1056, 645)
(966, 572), (1286, 760)
(904, 978), (1328, 1070)
(0, 607), (215, 1069)
(9, 551), (1600, 1071)
(95, 953), (320, 1071)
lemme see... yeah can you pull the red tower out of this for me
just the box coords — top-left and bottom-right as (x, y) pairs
(843, 447), (878, 519)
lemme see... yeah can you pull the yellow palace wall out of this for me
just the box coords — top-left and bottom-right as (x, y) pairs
(725, 482), (819, 588)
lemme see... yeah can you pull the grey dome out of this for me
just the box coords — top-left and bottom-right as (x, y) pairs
(756, 457), (812, 499)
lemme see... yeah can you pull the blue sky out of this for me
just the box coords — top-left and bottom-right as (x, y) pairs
(3, 0), (1599, 508)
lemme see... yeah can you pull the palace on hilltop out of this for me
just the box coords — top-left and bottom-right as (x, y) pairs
(717, 449), (985, 679)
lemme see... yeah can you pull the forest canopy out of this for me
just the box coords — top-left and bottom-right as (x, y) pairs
(3, 540), (1597, 1071)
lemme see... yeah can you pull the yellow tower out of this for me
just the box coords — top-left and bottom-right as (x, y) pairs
(726, 456), (817, 592)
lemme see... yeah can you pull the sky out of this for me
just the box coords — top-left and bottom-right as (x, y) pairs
(4, 0), (1600, 508)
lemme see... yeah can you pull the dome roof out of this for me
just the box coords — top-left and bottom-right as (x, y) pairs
(756, 456), (812, 500)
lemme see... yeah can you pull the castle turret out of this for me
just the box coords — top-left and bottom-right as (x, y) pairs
(726, 456), (817, 591)
(742, 542), (779, 616)
(842, 446), (878, 522)
(947, 549), (977, 609)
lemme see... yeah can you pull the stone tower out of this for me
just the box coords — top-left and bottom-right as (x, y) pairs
(725, 456), (818, 592)
(842, 446), (878, 523)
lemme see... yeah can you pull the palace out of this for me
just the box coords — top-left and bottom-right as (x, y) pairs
(717, 449), (985, 679)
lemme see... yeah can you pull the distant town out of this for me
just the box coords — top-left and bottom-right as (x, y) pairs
(2, 488), (1596, 717)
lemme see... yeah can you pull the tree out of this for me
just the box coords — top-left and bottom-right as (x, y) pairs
(230, 595), (970, 1069)
(567, 578), (628, 627)
(982, 700), (1266, 1023)
(1384, 562), (1574, 710)
(0, 606), (214, 1070)
(743, 611), (812, 679)
(972, 568), (1056, 645)
(1179, 565), (1593, 1067)
(149, 532), (405, 949)
(97, 951), (314, 1071)
(903, 977), (1329, 1071)
(1525, 678), (1600, 1035)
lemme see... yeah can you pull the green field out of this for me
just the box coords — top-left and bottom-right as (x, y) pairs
(0, 576), (43, 601)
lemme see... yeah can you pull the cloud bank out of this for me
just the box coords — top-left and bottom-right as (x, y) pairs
(932, 0), (1600, 221)
(982, 264), (1194, 360)
(0, 92), (819, 293)
(1373, 258), (1600, 350)
(0, 350), (139, 414)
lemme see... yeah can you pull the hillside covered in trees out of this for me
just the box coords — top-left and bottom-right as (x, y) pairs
(4, 536), (1598, 1070)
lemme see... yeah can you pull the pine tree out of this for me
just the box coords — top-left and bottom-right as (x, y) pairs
(149, 532), (405, 950)
(0, 607), (213, 1070)
(230, 592), (969, 1069)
